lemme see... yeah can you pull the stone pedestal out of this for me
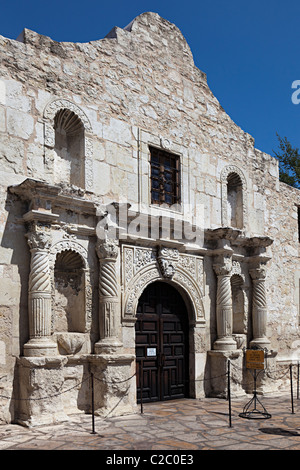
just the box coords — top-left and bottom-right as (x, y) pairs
(17, 356), (69, 427)
(208, 349), (245, 398)
(88, 353), (137, 418)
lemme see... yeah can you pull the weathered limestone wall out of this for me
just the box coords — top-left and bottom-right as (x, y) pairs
(0, 11), (299, 423)
(265, 181), (300, 359)
(0, 12), (277, 233)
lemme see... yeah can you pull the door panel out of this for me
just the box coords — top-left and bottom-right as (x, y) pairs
(136, 282), (189, 403)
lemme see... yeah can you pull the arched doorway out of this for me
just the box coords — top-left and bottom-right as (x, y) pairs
(135, 281), (189, 403)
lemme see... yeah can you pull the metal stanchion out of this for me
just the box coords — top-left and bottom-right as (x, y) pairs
(227, 360), (232, 428)
(290, 365), (295, 414)
(297, 362), (299, 400)
(140, 362), (144, 414)
(91, 373), (96, 434)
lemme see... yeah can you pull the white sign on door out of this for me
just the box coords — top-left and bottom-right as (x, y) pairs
(147, 348), (156, 357)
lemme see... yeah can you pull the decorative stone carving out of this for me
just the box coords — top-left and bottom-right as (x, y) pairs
(96, 238), (119, 260)
(220, 165), (248, 230)
(249, 264), (271, 349)
(44, 99), (92, 134)
(160, 136), (172, 150)
(157, 246), (179, 279)
(122, 244), (205, 325)
(43, 99), (94, 191)
(50, 237), (92, 334)
(24, 228), (57, 357)
(213, 256), (237, 351)
(95, 239), (122, 352)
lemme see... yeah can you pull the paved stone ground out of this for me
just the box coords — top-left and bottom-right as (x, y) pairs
(1, 394), (300, 451)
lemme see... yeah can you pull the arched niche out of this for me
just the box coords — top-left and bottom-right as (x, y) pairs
(231, 273), (247, 350)
(43, 99), (94, 191)
(53, 249), (86, 333)
(220, 165), (247, 230)
(49, 239), (93, 337)
(53, 109), (85, 188)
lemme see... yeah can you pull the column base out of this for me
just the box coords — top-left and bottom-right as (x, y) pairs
(23, 337), (57, 357)
(249, 337), (271, 350)
(213, 336), (237, 351)
(94, 337), (123, 354)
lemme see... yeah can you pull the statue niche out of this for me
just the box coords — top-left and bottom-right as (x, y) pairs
(53, 250), (86, 354)
(54, 108), (85, 188)
(227, 172), (243, 229)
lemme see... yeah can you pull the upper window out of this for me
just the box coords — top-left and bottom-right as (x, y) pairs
(150, 146), (181, 207)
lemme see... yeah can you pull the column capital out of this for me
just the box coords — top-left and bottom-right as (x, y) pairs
(26, 229), (52, 251)
(249, 264), (267, 281)
(213, 255), (232, 276)
(96, 238), (119, 260)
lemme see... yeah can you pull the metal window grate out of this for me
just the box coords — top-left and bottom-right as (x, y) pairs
(150, 146), (181, 207)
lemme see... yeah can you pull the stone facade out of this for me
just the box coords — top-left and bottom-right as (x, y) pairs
(0, 12), (299, 425)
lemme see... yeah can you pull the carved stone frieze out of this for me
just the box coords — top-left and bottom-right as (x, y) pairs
(122, 244), (205, 325)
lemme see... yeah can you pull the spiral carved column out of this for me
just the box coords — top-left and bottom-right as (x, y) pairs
(95, 239), (122, 353)
(24, 229), (57, 357)
(249, 265), (271, 349)
(213, 258), (236, 351)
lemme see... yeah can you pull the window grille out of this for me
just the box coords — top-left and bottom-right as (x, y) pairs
(150, 146), (181, 207)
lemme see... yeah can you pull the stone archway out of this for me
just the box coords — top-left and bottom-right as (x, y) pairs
(135, 280), (190, 403)
(121, 244), (206, 399)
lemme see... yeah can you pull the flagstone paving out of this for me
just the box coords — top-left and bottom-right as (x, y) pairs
(1, 394), (300, 450)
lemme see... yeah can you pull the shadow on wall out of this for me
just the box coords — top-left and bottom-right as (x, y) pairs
(1, 190), (30, 421)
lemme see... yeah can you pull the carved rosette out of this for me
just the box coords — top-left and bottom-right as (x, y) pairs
(249, 265), (270, 348)
(24, 229), (57, 356)
(95, 239), (122, 351)
(213, 257), (236, 351)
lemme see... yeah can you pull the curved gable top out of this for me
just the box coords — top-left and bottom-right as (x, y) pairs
(114, 12), (197, 70)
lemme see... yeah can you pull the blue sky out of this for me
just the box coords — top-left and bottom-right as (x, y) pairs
(1, 0), (300, 157)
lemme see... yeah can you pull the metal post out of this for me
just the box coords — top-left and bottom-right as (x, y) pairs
(140, 362), (144, 414)
(91, 373), (96, 434)
(290, 365), (295, 414)
(227, 360), (232, 427)
(297, 362), (299, 400)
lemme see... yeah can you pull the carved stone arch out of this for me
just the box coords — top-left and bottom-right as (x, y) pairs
(49, 239), (92, 333)
(43, 98), (94, 191)
(49, 239), (88, 269)
(220, 165), (248, 230)
(123, 263), (205, 327)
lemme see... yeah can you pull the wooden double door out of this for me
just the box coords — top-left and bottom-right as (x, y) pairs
(135, 282), (189, 403)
